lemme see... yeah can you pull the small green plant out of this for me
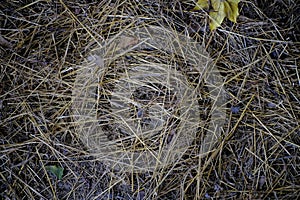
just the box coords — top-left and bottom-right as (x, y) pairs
(193, 0), (240, 30)
(45, 165), (64, 180)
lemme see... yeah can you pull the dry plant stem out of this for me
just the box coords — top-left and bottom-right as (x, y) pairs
(0, 0), (299, 199)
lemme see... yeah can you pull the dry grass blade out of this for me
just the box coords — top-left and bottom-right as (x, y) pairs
(0, 0), (299, 199)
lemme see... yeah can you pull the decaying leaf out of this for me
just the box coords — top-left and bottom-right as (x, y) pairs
(45, 165), (64, 180)
(193, 0), (240, 30)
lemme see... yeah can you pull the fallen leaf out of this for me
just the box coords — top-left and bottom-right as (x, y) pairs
(193, 0), (240, 30)
(193, 0), (209, 11)
(224, 0), (240, 23)
(210, 0), (226, 30)
(45, 165), (64, 180)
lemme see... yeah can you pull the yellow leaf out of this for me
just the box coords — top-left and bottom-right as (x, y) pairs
(224, 1), (233, 21)
(211, 0), (222, 11)
(193, 0), (240, 30)
(226, 0), (240, 23)
(193, 0), (209, 11)
(209, 1), (226, 30)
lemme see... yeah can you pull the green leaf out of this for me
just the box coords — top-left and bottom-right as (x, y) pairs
(45, 165), (64, 180)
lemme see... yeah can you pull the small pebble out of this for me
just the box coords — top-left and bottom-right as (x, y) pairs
(231, 106), (240, 114)
(267, 102), (276, 108)
(205, 193), (211, 198)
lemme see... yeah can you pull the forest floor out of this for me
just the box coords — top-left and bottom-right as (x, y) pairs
(1, 0), (299, 199)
